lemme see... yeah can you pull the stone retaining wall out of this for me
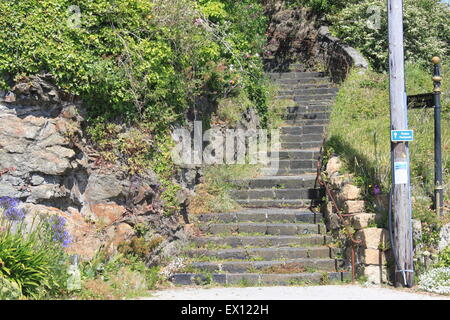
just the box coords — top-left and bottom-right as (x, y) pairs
(323, 156), (392, 284)
(0, 75), (186, 262)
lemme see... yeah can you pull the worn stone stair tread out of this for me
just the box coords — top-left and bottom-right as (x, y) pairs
(236, 199), (314, 208)
(259, 169), (317, 177)
(191, 234), (331, 248)
(197, 209), (318, 223)
(230, 188), (322, 201)
(200, 222), (325, 235)
(185, 246), (333, 260)
(233, 174), (317, 188)
(268, 71), (326, 78)
(282, 119), (329, 126)
(170, 272), (350, 285)
(281, 142), (323, 150)
(188, 257), (337, 273)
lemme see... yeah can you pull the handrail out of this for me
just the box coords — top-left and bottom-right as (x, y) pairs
(309, 143), (361, 283)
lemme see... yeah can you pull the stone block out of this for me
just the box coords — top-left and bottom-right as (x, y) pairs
(352, 213), (376, 230)
(326, 156), (342, 175)
(343, 200), (365, 214)
(361, 249), (390, 265)
(364, 265), (389, 284)
(356, 228), (389, 249)
(338, 184), (361, 201)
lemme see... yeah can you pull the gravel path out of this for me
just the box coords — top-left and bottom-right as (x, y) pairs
(143, 285), (449, 300)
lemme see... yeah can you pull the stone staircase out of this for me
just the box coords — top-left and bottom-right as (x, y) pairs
(171, 64), (350, 286)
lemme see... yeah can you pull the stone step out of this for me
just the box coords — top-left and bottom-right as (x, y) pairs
(268, 72), (326, 79)
(281, 141), (323, 150)
(279, 88), (339, 96)
(276, 78), (331, 85)
(284, 112), (330, 121)
(277, 83), (333, 90)
(283, 119), (329, 126)
(281, 126), (326, 135)
(276, 94), (336, 102)
(171, 272), (350, 286)
(185, 247), (333, 260)
(291, 94), (336, 102)
(276, 149), (320, 160)
(236, 199), (314, 208)
(259, 168), (317, 176)
(199, 222), (325, 236)
(286, 105), (330, 114)
(268, 159), (320, 170)
(230, 188), (323, 201)
(280, 134), (323, 142)
(233, 174), (317, 189)
(197, 209), (319, 224)
(191, 234), (331, 248)
(188, 258), (338, 273)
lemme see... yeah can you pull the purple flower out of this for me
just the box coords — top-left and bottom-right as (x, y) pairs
(194, 18), (203, 26)
(0, 197), (25, 221)
(373, 185), (381, 195)
(4, 207), (25, 221)
(0, 197), (20, 209)
(49, 215), (72, 247)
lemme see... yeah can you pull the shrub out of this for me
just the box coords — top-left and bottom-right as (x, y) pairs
(78, 249), (161, 299)
(328, 0), (449, 71)
(0, 197), (71, 299)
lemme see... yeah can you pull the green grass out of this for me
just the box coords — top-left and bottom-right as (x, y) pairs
(326, 63), (449, 224)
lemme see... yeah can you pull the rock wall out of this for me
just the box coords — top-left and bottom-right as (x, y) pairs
(323, 156), (393, 284)
(0, 75), (186, 262)
(263, 2), (368, 82)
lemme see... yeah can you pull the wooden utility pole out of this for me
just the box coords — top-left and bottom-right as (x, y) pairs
(387, 0), (414, 287)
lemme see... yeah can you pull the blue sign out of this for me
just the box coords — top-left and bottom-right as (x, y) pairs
(391, 130), (414, 142)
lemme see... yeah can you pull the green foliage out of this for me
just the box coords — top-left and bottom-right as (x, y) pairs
(326, 64), (449, 222)
(328, 0), (449, 71)
(78, 248), (161, 299)
(0, 276), (22, 300)
(0, 213), (70, 299)
(0, 0), (268, 122)
(435, 246), (450, 268)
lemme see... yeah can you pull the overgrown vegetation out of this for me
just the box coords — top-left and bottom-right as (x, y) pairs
(0, 198), (70, 299)
(287, 0), (449, 71)
(76, 249), (161, 300)
(326, 64), (449, 217)
(325, 63), (449, 280)
(0, 0), (270, 215)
